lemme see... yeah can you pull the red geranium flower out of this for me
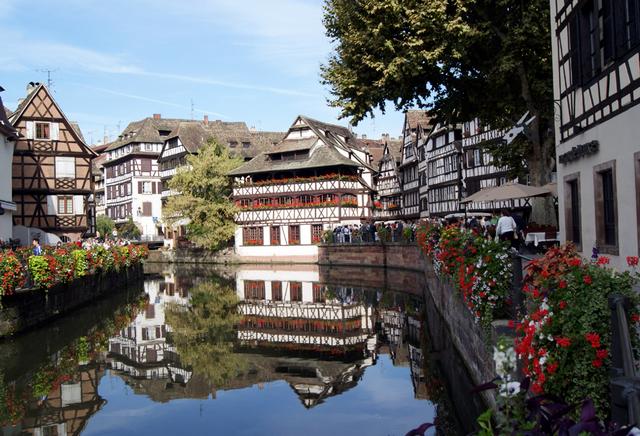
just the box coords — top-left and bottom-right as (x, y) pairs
(597, 256), (610, 265)
(596, 349), (608, 359)
(556, 336), (571, 348)
(547, 362), (559, 374)
(632, 313), (640, 323)
(592, 359), (603, 368)
(568, 258), (582, 267)
(558, 280), (567, 289)
(583, 275), (592, 285)
(558, 300), (567, 309)
(585, 332), (601, 349)
(627, 256), (639, 267)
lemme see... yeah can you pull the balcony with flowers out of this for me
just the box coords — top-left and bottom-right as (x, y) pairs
(233, 173), (362, 197)
(235, 194), (360, 212)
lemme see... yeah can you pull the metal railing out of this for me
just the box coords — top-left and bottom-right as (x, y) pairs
(609, 294), (640, 425)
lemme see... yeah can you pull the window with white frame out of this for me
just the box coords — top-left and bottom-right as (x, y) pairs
(55, 157), (75, 178)
(142, 181), (153, 194)
(35, 122), (50, 139)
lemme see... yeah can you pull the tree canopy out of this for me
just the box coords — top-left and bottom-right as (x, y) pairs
(163, 140), (243, 250)
(321, 0), (554, 185)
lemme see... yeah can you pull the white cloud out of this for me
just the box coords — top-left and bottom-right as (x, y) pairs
(0, 25), (319, 97)
(141, 0), (331, 76)
(73, 83), (229, 118)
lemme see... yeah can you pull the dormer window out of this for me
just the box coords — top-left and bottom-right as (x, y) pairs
(242, 142), (251, 148)
(229, 141), (238, 148)
(158, 130), (171, 136)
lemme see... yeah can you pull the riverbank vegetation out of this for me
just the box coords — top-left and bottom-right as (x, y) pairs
(417, 223), (640, 421)
(0, 243), (149, 297)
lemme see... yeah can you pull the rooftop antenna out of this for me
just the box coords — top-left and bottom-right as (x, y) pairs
(190, 99), (194, 120)
(36, 68), (58, 91)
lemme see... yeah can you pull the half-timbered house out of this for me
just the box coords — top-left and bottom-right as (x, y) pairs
(9, 82), (96, 241)
(0, 88), (18, 241)
(102, 114), (180, 239)
(399, 111), (431, 221)
(551, 0), (640, 269)
(235, 266), (375, 357)
(461, 119), (524, 212)
(229, 115), (374, 261)
(373, 141), (403, 220)
(424, 123), (464, 217)
(157, 116), (284, 246)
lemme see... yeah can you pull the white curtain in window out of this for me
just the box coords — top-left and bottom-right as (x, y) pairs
(55, 156), (75, 178)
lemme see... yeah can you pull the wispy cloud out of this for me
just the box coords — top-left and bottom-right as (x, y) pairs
(74, 83), (229, 118)
(142, 0), (330, 76)
(0, 26), (318, 97)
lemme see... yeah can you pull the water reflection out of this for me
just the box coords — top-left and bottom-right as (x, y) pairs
(0, 264), (484, 435)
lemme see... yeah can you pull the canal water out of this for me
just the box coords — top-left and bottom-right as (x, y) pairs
(0, 264), (485, 436)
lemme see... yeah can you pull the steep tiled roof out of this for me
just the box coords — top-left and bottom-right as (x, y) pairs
(0, 93), (18, 140)
(3, 106), (12, 119)
(228, 144), (359, 176)
(161, 121), (285, 160)
(405, 110), (431, 130)
(70, 122), (86, 143)
(298, 115), (352, 139)
(229, 115), (366, 176)
(105, 117), (183, 151)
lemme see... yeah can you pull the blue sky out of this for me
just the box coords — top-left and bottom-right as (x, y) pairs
(0, 0), (405, 145)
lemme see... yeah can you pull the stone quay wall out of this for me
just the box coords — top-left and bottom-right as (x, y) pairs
(0, 264), (144, 338)
(317, 243), (423, 271)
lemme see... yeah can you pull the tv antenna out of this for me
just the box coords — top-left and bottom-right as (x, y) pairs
(36, 68), (58, 91)
(190, 99), (194, 120)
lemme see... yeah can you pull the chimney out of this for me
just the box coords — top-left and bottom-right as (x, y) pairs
(382, 133), (390, 140)
(153, 113), (161, 119)
(203, 115), (209, 125)
(362, 134), (367, 139)
(26, 81), (38, 94)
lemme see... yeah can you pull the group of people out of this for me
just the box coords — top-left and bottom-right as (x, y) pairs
(433, 209), (525, 249)
(330, 221), (417, 244)
(29, 230), (134, 256)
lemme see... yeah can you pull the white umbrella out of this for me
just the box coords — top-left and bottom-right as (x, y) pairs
(460, 182), (553, 204)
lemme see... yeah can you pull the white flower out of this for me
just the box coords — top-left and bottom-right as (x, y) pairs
(499, 381), (521, 397)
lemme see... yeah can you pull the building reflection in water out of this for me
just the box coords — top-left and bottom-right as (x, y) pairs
(1, 264), (470, 435)
(104, 264), (430, 409)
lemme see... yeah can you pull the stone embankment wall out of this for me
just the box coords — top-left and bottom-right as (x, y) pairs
(0, 264), (144, 338)
(317, 243), (423, 270)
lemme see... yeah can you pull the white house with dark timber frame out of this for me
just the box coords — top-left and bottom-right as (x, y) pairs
(551, 0), (640, 270)
(0, 89), (18, 242)
(229, 115), (374, 262)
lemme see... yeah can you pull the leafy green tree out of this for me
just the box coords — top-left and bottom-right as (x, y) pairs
(163, 140), (243, 250)
(95, 214), (115, 238)
(321, 0), (554, 188)
(165, 281), (246, 385)
(117, 217), (141, 240)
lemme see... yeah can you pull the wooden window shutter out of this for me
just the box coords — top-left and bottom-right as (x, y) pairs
(26, 121), (34, 139)
(152, 182), (157, 194)
(50, 123), (59, 140)
(138, 181), (143, 193)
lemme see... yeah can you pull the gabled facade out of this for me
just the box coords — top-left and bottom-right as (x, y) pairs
(461, 119), (523, 212)
(229, 115), (374, 261)
(399, 111), (431, 221)
(0, 89), (19, 241)
(373, 142), (403, 220)
(102, 114), (179, 239)
(424, 123), (463, 217)
(551, 0), (640, 270)
(9, 83), (96, 241)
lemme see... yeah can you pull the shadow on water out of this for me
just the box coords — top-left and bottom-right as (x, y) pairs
(0, 263), (485, 435)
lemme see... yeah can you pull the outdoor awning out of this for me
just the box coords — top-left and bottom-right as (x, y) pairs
(460, 183), (553, 204)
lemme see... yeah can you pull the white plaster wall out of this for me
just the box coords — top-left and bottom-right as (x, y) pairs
(556, 104), (640, 271)
(0, 135), (14, 241)
(234, 225), (319, 258)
